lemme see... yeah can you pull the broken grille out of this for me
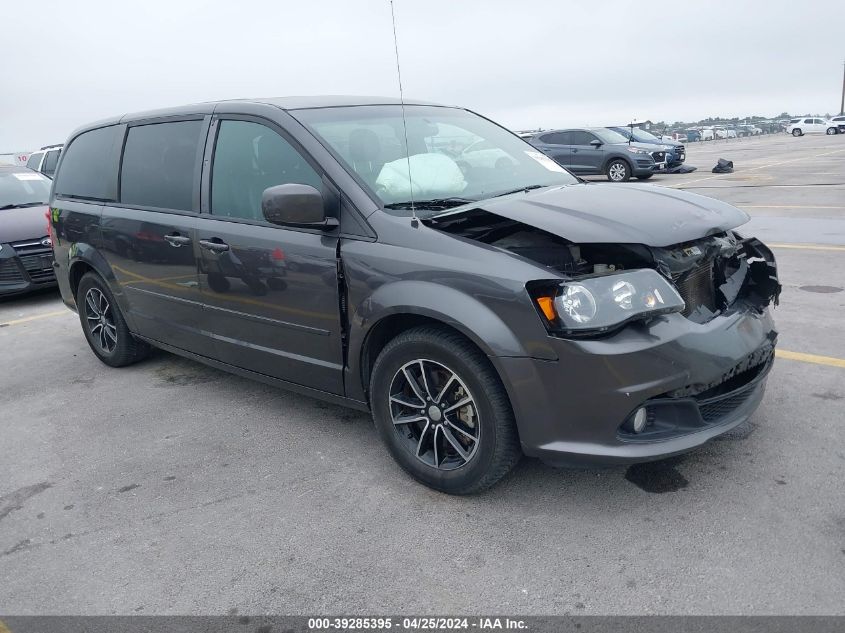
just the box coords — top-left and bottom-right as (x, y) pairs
(674, 260), (716, 317)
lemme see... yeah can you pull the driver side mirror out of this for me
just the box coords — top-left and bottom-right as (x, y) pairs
(262, 184), (338, 229)
(590, 139), (603, 148)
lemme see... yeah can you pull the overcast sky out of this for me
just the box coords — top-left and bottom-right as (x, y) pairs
(2, 0), (841, 150)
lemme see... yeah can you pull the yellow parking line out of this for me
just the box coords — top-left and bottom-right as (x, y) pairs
(0, 619), (12, 633)
(739, 205), (845, 209)
(777, 349), (845, 369)
(0, 310), (69, 328)
(769, 243), (845, 252)
(3, 310), (844, 370)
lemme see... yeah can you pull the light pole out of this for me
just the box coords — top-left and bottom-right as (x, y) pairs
(840, 59), (845, 115)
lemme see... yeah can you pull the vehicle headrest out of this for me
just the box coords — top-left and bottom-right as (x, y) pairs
(349, 128), (381, 163)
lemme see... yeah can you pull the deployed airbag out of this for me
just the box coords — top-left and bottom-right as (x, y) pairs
(376, 153), (466, 199)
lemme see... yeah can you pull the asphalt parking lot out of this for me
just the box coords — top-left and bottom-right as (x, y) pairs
(1, 133), (844, 615)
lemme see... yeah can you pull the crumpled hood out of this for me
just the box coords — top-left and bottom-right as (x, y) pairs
(0, 205), (50, 244)
(432, 184), (749, 248)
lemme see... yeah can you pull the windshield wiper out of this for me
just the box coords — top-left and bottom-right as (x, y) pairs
(490, 184), (546, 198)
(0, 202), (47, 210)
(383, 197), (475, 210)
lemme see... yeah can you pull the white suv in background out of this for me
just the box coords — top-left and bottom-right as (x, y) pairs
(25, 144), (63, 178)
(829, 116), (845, 134)
(786, 118), (839, 136)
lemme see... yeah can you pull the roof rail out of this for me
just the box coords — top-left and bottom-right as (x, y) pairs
(39, 143), (63, 150)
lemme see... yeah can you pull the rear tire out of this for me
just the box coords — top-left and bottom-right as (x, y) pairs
(76, 272), (150, 367)
(826, 127), (837, 135)
(370, 326), (521, 494)
(606, 159), (631, 182)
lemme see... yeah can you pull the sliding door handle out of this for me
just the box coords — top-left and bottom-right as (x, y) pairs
(199, 239), (230, 253)
(164, 233), (191, 247)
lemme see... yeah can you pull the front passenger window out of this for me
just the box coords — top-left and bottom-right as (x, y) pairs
(211, 120), (322, 221)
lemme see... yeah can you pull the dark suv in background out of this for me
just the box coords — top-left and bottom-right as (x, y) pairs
(529, 128), (662, 181)
(50, 97), (780, 494)
(609, 126), (685, 167)
(0, 165), (57, 296)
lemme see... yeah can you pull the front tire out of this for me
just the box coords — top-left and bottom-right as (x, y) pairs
(76, 272), (150, 367)
(792, 129), (802, 137)
(370, 326), (521, 494)
(606, 159), (631, 182)
(827, 127), (837, 135)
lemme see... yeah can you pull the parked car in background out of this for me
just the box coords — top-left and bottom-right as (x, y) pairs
(0, 165), (56, 296)
(700, 128), (715, 141)
(25, 144), (63, 179)
(609, 126), (685, 167)
(49, 96), (781, 493)
(828, 116), (845, 133)
(786, 118), (839, 136)
(530, 127), (659, 181)
(672, 131), (689, 142)
(459, 139), (515, 170)
(685, 129), (702, 142)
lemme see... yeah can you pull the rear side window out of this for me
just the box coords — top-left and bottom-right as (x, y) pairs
(26, 152), (43, 170)
(120, 120), (204, 211)
(42, 150), (61, 177)
(540, 132), (571, 145)
(54, 126), (121, 201)
(211, 120), (321, 221)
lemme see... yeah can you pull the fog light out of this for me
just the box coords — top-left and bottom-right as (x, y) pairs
(632, 407), (648, 433)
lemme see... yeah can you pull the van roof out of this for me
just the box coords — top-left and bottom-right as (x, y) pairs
(68, 96), (450, 141)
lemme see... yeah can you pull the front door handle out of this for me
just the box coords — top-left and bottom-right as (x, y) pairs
(164, 233), (191, 247)
(199, 238), (230, 253)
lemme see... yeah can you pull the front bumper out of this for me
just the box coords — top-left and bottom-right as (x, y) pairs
(0, 241), (57, 296)
(631, 158), (657, 176)
(496, 305), (777, 467)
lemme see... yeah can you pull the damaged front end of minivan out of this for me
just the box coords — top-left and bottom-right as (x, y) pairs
(427, 208), (780, 332)
(425, 202), (781, 464)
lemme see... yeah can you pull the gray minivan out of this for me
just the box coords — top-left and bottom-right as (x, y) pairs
(50, 97), (780, 494)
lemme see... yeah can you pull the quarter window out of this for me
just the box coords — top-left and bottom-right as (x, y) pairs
(211, 120), (321, 221)
(120, 120), (204, 211)
(54, 126), (121, 201)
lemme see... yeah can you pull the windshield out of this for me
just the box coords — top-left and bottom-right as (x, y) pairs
(293, 105), (579, 215)
(592, 128), (629, 144)
(0, 170), (51, 208)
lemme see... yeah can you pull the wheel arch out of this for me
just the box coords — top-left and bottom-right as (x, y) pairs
(603, 153), (632, 174)
(347, 281), (531, 404)
(65, 246), (132, 321)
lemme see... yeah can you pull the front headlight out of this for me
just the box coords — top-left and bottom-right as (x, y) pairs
(625, 146), (650, 155)
(529, 269), (685, 335)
